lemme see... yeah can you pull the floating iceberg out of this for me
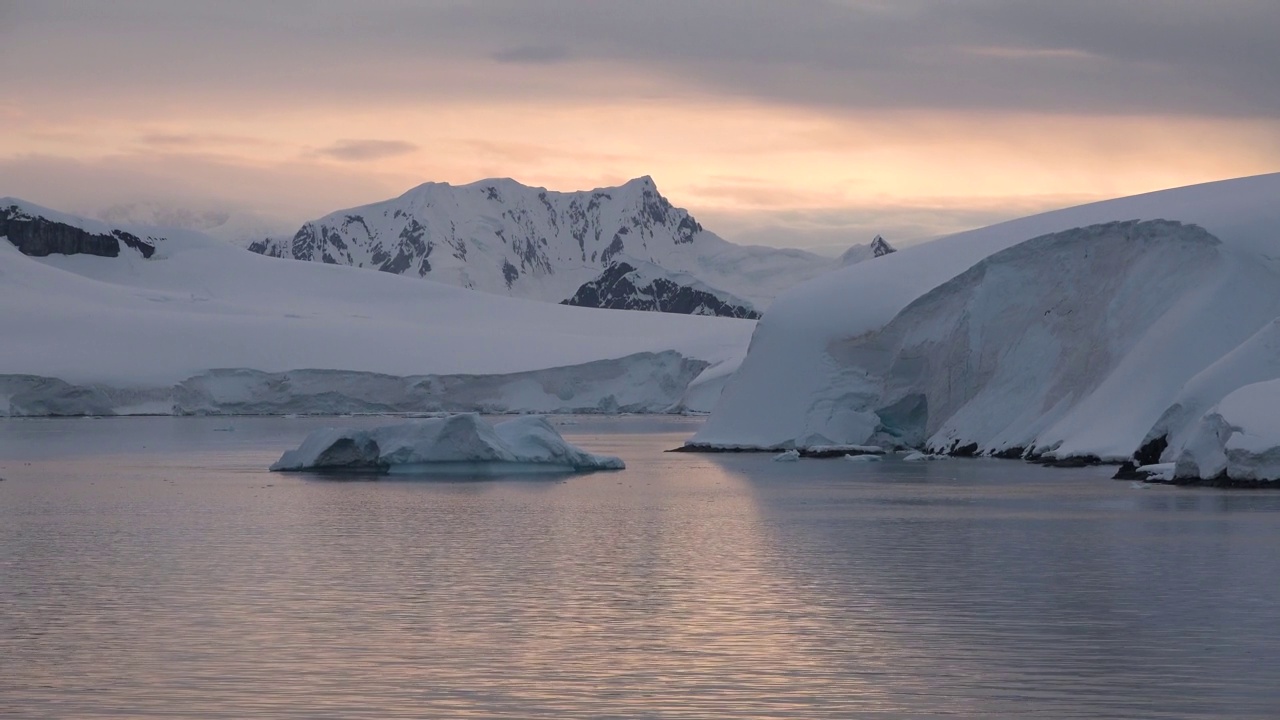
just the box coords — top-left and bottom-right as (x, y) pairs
(269, 414), (624, 474)
(772, 449), (801, 462)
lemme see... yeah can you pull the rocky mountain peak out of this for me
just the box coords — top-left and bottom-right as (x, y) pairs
(870, 235), (896, 257)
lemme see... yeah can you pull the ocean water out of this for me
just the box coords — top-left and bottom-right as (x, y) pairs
(2, 416), (1278, 719)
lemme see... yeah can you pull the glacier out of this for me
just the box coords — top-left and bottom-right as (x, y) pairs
(689, 172), (1280, 481)
(270, 414), (624, 474)
(0, 198), (753, 416)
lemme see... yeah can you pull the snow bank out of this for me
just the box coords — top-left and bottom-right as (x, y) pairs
(692, 173), (1280, 461)
(1173, 381), (1280, 485)
(270, 414), (624, 473)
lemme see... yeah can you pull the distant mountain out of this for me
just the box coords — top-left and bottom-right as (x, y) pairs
(95, 202), (294, 245)
(840, 235), (896, 265)
(247, 177), (867, 316)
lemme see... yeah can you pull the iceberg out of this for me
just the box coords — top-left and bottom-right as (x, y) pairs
(269, 414), (624, 474)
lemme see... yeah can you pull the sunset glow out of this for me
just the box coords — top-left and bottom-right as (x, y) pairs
(3, 1), (1278, 247)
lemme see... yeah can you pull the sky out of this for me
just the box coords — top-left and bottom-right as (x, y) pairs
(2, 0), (1279, 250)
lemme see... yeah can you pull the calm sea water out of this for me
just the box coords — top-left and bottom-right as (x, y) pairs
(2, 416), (1278, 719)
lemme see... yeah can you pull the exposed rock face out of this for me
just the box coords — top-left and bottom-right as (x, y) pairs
(1, 204), (155, 259)
(870, 235), (895, 257)
(562, 262), (761, 319)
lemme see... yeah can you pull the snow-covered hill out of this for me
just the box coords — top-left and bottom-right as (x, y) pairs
(0, 198), (755, 416)
(246, 177), (842, 315)
(689, 173), (1280, 472)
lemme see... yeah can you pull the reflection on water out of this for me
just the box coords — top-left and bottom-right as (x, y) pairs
(1, 416), (1278, 718)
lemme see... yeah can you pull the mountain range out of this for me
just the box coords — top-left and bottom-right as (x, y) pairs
(247, 176), (892, 316)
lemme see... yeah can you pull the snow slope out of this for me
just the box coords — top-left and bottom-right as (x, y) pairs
(246, 177), (836, 312)
(0, 198), (754, 415)
(690, 173), (1280, 460)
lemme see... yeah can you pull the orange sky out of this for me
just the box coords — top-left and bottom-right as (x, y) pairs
(3, 2), (1278, 248)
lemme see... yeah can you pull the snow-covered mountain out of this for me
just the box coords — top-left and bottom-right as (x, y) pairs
(688, 173), (1280, 477)
(246, 177), (842, 315)
(839, 235), (895, 265)
(0, 198), (754, 416)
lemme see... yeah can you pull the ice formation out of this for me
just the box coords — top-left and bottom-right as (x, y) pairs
(270, 414), (624, 473)
(691, 172), (1280, 471)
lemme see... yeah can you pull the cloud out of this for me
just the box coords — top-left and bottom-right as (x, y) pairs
(0, 151), (408, 224)
(4, 1), (1279, 117)
(315, 139), (419, 162)
(138, 132), (272, 149)
(490, 45), (570, 64)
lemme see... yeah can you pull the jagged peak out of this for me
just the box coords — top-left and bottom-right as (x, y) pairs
(619, 175), (657, 191)
(390, 176), (665, 205)
(870, 235), (896, 257)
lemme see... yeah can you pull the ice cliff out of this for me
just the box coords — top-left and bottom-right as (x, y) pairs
(690, 173), (1280, 478)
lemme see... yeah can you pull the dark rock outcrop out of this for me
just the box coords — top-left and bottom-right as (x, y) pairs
(1, 205), (155, 259)
(562, 262), (760, 319)
(870, 235), (895, 257)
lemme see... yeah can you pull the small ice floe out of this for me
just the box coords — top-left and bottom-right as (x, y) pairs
(902, 451), (944, 462)
(270, 413), (623, 474)
(1130, 481), (1151, 489)
(803, 444), (885, 458)
(772, 449), (801, 462)
(843, 453), (881, 462)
